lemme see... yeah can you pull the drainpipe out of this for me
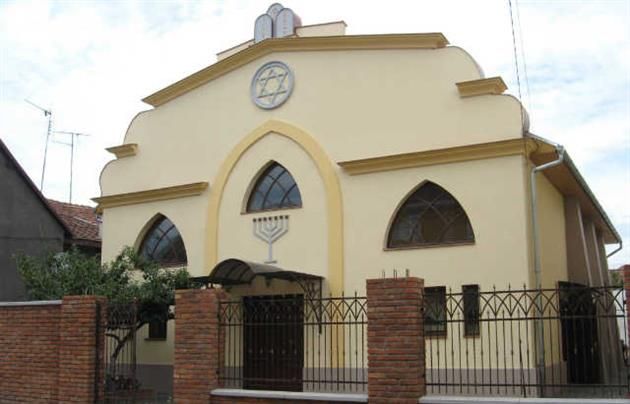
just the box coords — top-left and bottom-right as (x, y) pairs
(529, 144), (564, 397)
(607, 242), (623, 258)
(530, 145), (565, 289)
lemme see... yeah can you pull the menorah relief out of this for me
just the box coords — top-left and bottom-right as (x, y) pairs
(252, 215), (289, 264)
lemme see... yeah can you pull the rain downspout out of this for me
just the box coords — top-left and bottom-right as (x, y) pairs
(529, 144), (564, 397)
(606, 241), (623, 258)
(530, 145), (565, 290)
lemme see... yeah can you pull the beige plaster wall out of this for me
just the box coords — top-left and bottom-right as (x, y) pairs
(100, 47), (523, 197)
(564, 197), (591, 286)
(341, 155), (532, 295)
(100, 195), (208, 276)
(535, 173), (568, 288)
(135, 320), (175, 365)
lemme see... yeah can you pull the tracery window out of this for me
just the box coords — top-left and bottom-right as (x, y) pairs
(246, 162), (302, 212)
(138, 215), (187, 266)
(387, 181), (474, 248)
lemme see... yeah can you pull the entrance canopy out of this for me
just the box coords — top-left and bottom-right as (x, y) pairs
(204, 258), (322, 286)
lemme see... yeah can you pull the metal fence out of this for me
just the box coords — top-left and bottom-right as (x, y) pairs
(104, 302), (138, 399)
(218, 294), (368, 393)
(425, 285), (629, 398)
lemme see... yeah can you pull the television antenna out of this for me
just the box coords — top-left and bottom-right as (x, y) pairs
(53, 130), (90, 203)
(24, 99), (52, 191)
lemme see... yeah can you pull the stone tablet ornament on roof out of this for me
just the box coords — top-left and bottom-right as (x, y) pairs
(254, 3), (302, 43)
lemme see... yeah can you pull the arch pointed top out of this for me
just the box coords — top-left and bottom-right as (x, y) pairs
(205, 119), (344, 294)
(246, 161), (302, 212)
(138, 214), (188, 266)
(387, 181), (474, 248)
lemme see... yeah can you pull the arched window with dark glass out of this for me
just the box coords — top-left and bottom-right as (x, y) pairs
(246, 162), (302, 212)
(138, 215), (188, 266)
(387, 181), (474, 248)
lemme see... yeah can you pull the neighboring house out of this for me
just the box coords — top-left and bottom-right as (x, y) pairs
(0, 139), (70, 301)
(94, 5), (623, 398)
(0, 139), (102, 302)
(47, 199), (101, 256)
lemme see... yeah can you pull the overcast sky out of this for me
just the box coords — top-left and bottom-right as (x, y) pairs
(0, 0), (628, 267)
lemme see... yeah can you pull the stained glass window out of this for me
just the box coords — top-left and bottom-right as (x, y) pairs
(388, 181), (474, 248)
(138, 215), (187, 266)
(247, 162), (302, 212)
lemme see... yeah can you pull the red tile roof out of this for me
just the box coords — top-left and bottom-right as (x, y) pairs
(47, 199), (101, 243)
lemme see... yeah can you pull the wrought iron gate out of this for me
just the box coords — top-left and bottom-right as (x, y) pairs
(104, 302), (138, 400)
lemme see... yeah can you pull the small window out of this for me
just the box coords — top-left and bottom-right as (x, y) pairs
(463, 284), (480, 337)
(138, 215), (187, 266)
(424, 286), (447, 337)
(387, 181), (474, 248)
(246, 162), (302, 213)
(148, 319), (167, 340)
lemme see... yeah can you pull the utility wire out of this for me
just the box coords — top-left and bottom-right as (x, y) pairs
(508, 0), (526, 133)
(515, 0), (533, 113)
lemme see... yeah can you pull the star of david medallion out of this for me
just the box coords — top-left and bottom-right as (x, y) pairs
(250, 61), (294, 109)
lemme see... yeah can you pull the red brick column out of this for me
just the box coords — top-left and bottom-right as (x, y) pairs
(58, 295), (107, 404)
(366, 277), (425, 404)
(174, 288), (227, 404)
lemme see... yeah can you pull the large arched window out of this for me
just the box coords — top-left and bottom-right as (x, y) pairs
(387, 181), (474, 248)
(138, 215), (188, 266)
(246, 162), (302, 212)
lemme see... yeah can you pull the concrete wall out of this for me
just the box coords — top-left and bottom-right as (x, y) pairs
(0, 150), (65, 301)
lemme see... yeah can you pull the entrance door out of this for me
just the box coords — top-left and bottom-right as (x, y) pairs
(559, 282), (601, 384)
(243, 294), (304, 391)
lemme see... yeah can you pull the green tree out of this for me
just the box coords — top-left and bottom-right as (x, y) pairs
(610, 270), (623, 288)
(17, 247), (199, 386)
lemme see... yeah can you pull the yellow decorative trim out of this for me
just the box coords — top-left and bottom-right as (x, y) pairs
(206, 120), (344, 295)
(143, 33), (449, 107)
(456, 77), (507, 97)
(338, 138), (536, 175)
(93, 182), (208, 213)
(106, 144), (138, 158)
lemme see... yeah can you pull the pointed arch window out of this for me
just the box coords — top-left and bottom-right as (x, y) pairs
(246, 162), (302, 212)
(387, 181), (474, 248)
(138, 215), (188, 266)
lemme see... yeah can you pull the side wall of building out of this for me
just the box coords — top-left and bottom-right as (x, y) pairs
(535, 173), (569, 288)
(0, 151), (65, 301)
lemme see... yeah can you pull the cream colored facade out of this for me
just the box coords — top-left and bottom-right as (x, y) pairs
(95, 14), (621, 392)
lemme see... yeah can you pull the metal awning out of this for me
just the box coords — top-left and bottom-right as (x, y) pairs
(194, 258), (325, 329)
(192, 259), (323, 301)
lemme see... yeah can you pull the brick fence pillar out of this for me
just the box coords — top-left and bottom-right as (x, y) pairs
(366, 277), (425, 404)
(58, 295), (107, 404)
(174, 288), (227, 403)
